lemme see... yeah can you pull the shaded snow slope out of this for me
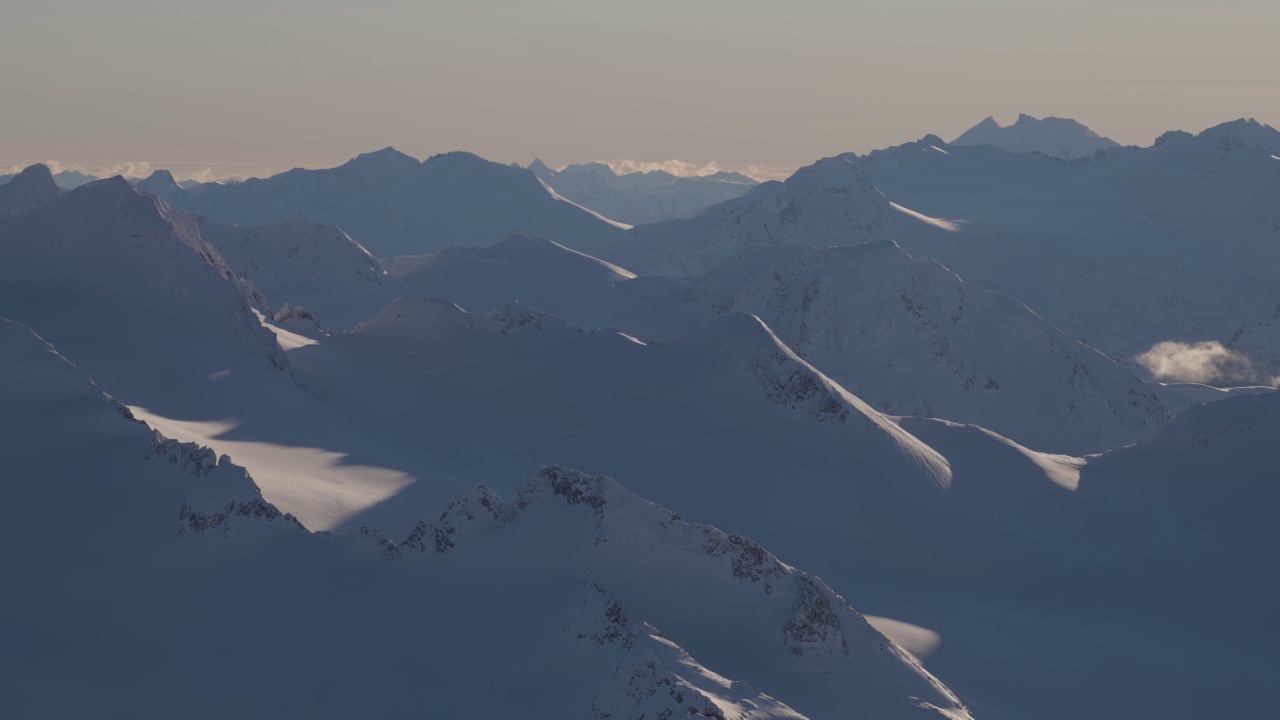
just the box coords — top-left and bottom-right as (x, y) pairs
(688, 240), (1169, 454)
(952, 114), (1120, 159)
(168, 148), (629, 257)
(0, 177), (291, 413)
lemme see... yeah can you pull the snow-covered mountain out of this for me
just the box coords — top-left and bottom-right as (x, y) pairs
(530, 158), (758, 224)
(195, 215), (392, 328)
(165, 148), (630, 257)
(134, 168), (184, 200)
(384, 232), (699, 339)
(857, 118), (1280, 359)
(1226, 301), (1280, 385)
(687, 240), (1169, 454)
(600, 155), (898, 276)
(951, 114), (1121, 159)
(0, 317), (974, 719)
(0, 163), (61, 213)
(0, 176), (292, 413)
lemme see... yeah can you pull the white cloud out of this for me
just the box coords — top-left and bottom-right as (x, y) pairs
(1135, 340), (1257, 385)
(586, 159), (793, 182)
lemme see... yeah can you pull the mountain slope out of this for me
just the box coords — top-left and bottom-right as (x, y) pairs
(688, 240), (1169, 454)
(952, 114), (1121, 159)
(0, 318), (972, 719)
(857, 119), (1280, 359)
(600, 155), (896, 277)
(384, 232), (699, 339)
(0, 177), (292, 413)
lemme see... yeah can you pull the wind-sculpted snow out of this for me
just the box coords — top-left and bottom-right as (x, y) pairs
(690, 240), (1169, 454)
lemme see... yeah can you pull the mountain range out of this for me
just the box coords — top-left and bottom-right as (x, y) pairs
(5, 115), (1280, 719)
(528, 159), (758, 224)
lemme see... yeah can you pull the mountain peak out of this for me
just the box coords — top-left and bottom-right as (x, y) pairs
(952, 114), (1119, 159)
(1195, 117), (1280, 153)
(0, 163), (61, 214)
(135, 169), (183, 199)
(341, 146), (421, 174)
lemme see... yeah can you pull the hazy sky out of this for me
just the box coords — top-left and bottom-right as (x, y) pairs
(3, 0), (1277, 180)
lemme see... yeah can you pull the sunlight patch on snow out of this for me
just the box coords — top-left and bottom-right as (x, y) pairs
(205, 370), (233, 382)
(865, 616), (943, 661)
(130, 407), (416, 532)
(930, 145), (950, 155)
(536, 177), (634, 230)
(1272, 155), (1280, 161)
(254, 310), (319, 350)
(547, 238), (638, 280)
(616, 332), (647, 345)
(749, 314), (954, 491)
(889, 202), (961, 232)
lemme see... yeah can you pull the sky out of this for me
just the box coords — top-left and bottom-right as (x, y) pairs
(2, 0), (1277, 181)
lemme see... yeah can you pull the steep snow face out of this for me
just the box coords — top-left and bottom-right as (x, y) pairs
(169, 148), (629, 257)
(0, 177), (292, 414)
(383, 232), (699, 339)
(530, 159), (758, 224)
(951, 114), (1121, 159)
(688, 241), (1169, 454)
(195, 216), (390, 328)
(603, 155), (895, 277)
(857, 120), (1280, 358)
(0, 163), (61, 213)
